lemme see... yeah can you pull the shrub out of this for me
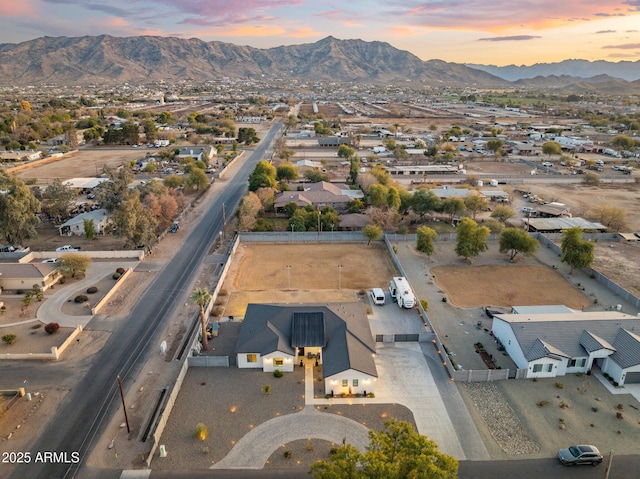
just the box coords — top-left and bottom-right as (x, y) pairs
(44, 322), (60, 334)
(420, 299), (429, 311)
(195, 423), (208, 441)
(2, 334), (17, 345)
(58, 277), (66, 284)
(273, 369), (283, 378)
(261, 385), (271, 395)
(616, 403), (624, 410)
(329, 447), (338, 456)
(537, 400), (549, 407)
(86, 286), (98, 294)
(116, 267), (126, 274)
(74, 295), (89, 303)
(112, 273), (121, 280)
(441, 297), (447, 303)
(616, 412), (624, 420)
(306, 444), (314, 452)
(283, 450), (292, 459)
(367, 392), (375, 398)
(555, 382), (564, 389)
(0, 305), (6, 314)
(325, 394), (332, 399)
(592, 407), (599, 412)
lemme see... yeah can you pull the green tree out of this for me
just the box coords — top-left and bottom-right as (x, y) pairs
(490, 205), (516, 223)
(368, 184), (389, 208)
(347, 198), (365, 213)
(83, 218), (97, 240)
(320, 207), (340, 232)
(542, 141), (562, 158)
(416, 226), (438, 258)
(0, 172), (41, 244)
(59, 253), (92, 278)
(561, 227), (595, 273)
(386, 186), (401, 212)
(362, 224), (383, 246)
(486, 139), (504, 156)
(41, 179), (76, 221)
(186, 167), (209, 191)
(143, 119), (158, 143)
(348, 157), (361, 185)
(337, 144), (356, 159)
(310, 419), (458, 479)
(122, 121), (140, 145)
(304, 169), (329, 183)
(237, 127), (260, 145)
(582, 172), (600, 185)
(95, 167), (134, 212)
(112, 191), (159, 249)
(249, 160), (277, 192)
(191, 288), (212, 351)
(611, 134), (634, 154)
(412, 189), (441, 219)
(499, 228), (539, 262)
(288, 209), (306, 232)
(441, 197), (465, 224)
(276, 163), (298, 183)
(464, 195), (488, 220)
(455, 218), (489, 261)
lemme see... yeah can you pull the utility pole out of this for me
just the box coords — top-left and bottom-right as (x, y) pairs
(117, 375), (130, 433)
(222, 202), (227, 240)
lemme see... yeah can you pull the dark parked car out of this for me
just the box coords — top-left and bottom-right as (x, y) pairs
(557, 445), (603, 466)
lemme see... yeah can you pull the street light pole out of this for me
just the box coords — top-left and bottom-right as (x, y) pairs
(117, 375), (131, 433)
(338, 264), (343, 290)
(286, 265), (291, 290)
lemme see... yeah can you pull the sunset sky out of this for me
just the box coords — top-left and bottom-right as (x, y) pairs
(0, 0), (639, 65)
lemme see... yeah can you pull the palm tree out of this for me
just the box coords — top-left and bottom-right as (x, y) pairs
(191, 288), (212, 351)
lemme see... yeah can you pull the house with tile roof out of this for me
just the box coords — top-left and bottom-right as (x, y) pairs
(0, 263), (60, 292)
(236, 303), (378, 395)
(492, 311), (640, 384)
(273, 182), (363, 213)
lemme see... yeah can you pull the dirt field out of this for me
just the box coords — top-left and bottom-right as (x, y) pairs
(13, 147), (144, 185)
(222, 243), (398, 317)
(431, 264), (591, 309)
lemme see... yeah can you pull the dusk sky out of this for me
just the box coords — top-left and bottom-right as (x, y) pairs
(0, 0), (639, 65)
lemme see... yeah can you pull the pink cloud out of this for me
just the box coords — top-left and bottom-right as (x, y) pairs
(0, 1), (36, 17)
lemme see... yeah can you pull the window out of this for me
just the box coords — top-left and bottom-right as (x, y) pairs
(353, 379), (358, 387)
(274, 358), (284, 367)
(246, 354), (257, 363)
(569, 358), (586, 368)
(546, 364), (553, 373)
(342, 379), (348, 387)
(533, 364), (543, 373)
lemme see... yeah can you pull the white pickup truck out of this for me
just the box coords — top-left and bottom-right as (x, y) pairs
(55, 245), (81, 252)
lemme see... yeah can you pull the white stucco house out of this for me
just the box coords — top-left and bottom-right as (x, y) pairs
(492, 311), (640, 384)
(236, 303), (378, 396)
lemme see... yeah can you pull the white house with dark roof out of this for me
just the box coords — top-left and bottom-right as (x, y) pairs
(236, 303), (378, 395)
(492, 311), (640, 384)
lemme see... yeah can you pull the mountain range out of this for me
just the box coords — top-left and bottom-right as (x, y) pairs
(0, 35), (638, 94)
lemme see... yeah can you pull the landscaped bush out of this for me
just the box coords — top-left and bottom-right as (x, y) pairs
(86, 286), (98, 294)
(116, 267), (126, 275)
(31, 323), (42, 329)
(112, 273), (121, 280)
(537, 400), (549, 407)
(273, 369), (283, 378)
(2, 334), (16, 345)
(74, 295), (88, 303)
(195, 423), (208, 440)
(44, 322), (60, 334)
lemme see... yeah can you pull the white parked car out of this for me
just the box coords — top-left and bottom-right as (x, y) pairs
(41, 258), (59, 263)
(55, 245), (80, 252)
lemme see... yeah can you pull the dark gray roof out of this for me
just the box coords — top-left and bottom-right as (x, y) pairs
(609, 329), (640, 369)
(236, 303), (377, 378)
(580, 330), (616, 353)
(525, 338), (570, 361)
(291, 312), (325, 347)
(494, 312), (640, 367)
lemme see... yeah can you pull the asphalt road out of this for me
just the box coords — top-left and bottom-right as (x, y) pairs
(4, 121), (282, 479)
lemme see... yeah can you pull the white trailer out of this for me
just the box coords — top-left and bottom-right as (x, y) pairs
(389, 277), (416, 309)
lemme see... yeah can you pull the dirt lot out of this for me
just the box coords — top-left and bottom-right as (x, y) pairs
(431, 264), (590, 309)
(12, 147), (144, 185)
(221, 243), (398, 317)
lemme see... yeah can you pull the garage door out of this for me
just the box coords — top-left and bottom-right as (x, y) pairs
(624, 372), (640, 384)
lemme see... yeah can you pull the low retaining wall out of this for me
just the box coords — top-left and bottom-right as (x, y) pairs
(188, 356), (230, 367)
(0, 325), (83, 361)
(27, 251), (144, 261)
(91, 267), (134, 314)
